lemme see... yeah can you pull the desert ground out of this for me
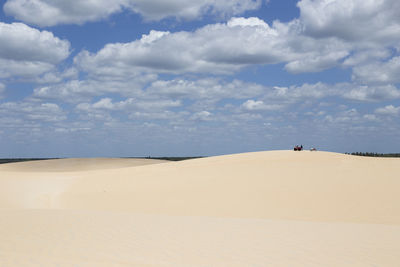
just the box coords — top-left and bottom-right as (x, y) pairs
(0, 151), (399, 266)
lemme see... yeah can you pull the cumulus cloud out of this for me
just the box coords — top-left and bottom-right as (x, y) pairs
(76, 98), (181, 112)
(323, 108), (361, 124)
(61, 0), (400, 78)
(298, 0), (400, 44)
(0, 22), (70, 79)
(0, 23), (69, 63)
(256, 82), (400, 107)
(147, 78), (265, 100)
(0, 59), (54, 79)
(0, 101), (67, 122)
(129, 0), (262, 21)
(284, 50), (349, 73)
(342, 84), (400, 101)
(73, 20), (283, 75)
(375, 105), (400, 116)
(4, 0), (262, 27)
(67, 1), (400, 77)
(227, 16), (269, 28)
(73, 97), (183, 123)
(271, 82), (400, 103)
(33, 73), (157, 102)
(74, 17), (350, 76)
(33, 71), (400, 118)
(129, 110), (186, 121)
(343, 49), (391, 67)
(293, 0), (400, 76)
(4, 0), (124, 27)
(352, 56), (400, 84)
(241, 100), (282, 111)
(35, 68), (78, 84)
(190, 111), (212, 121)
(267, 83), (333, 102)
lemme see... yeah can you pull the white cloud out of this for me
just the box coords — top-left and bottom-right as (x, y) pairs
(140, 30), (170, 44)
(271, 82), (400, 103)
(227, 16), (269, 28)
(253, 82), (400, 108)
(0, 22), (70, 78)
(343, 49), (391, 67)
(375, 105), (400, 116)
(129, 0), (262, 21)
(241, 100), (282, 111)
(267, 82), (332, 101)
(65, 0), (399, 78)
(4, 0), (262, 27)
(147, 78), (265, 100)
(129, 110), (187, 121)
(190, 111), (212, 121)
(298, 0), (400, 44)
(352, 56), (400, 84)
(3, 0), (126, 27)
(363, 114), (378, 121)
(342, 84), (400, 101)
(0, 101), (67, 122)
(74, 97), (183, 123)
(73, 18), (290, 75)
(0, 59), (54, 79)
(0, 23), (69, 63)
(33, 73), (157, 102)
(323, 108), (360, 124)
(284, 50), (349, 73)
(294, 0), (400, 77)
(35, 68), (78, 84)
(73, 17), (355, 76)
(76, 97), (181, 112)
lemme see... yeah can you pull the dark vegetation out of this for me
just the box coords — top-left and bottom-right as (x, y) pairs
(345, 152), (400, 158)
(0, 157), (203, 165)
(0, 158), (57, 164)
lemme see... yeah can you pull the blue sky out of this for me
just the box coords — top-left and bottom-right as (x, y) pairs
(0, 0), (400, 157)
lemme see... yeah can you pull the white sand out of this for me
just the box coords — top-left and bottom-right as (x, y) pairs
(0, 151), (399, 266)
(0, 158), (168, 172)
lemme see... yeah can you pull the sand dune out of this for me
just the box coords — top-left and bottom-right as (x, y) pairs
(0, 158), (168, 172)
(1, 151), (400, 266)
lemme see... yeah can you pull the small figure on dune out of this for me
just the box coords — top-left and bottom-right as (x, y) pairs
(310, 147), (317, 151)
(293, 145), (303, 151)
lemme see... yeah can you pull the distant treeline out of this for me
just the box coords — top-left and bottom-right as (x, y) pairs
(0, 157), (203, 164)
(346, 152), (400, 158)
(0, 158), (56, 164)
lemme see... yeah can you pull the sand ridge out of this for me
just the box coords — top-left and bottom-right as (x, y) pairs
(1, 151), (399, 224)
(1, 150), (400, 266)
(0, 158), (168, 172)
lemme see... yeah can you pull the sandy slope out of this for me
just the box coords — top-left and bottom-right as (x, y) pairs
(1, 151), (400, 266)
(0, 158), (168, 172)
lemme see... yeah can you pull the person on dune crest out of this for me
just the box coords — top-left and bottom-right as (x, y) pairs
(294, 145), (303, 151)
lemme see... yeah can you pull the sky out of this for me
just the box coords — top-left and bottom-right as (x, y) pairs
(0, 0), (400, 157)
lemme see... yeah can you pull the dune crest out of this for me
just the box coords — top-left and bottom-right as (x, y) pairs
(0, 158), (168, 172)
